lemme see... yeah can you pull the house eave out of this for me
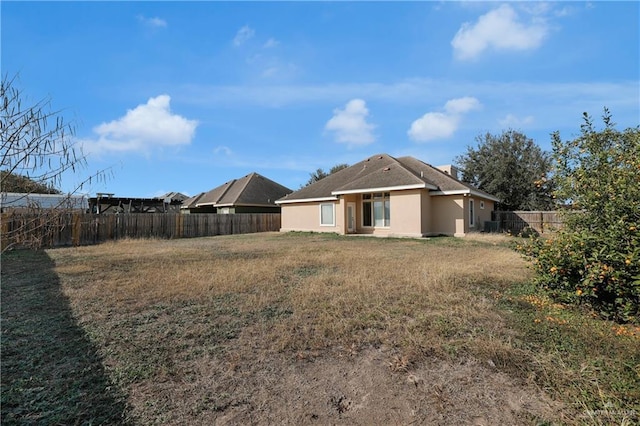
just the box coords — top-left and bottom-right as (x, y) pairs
(430, 189), (500, 202)
(331, 183), (435, 195)
(215, 202), (277, 207)
(276, 196), (339, 205)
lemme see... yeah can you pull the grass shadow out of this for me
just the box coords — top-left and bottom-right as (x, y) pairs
(1, 249), (130, 425)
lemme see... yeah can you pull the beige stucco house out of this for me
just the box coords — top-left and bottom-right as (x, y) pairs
(276, 154), (499, 237)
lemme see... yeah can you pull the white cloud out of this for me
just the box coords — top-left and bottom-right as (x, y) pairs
(177, 79), (639, 132)
(137, 15), (167, 28)
(81, 95), (198, 155)
(233, 25), (255, 47)
(408, 96), (481, 142)
(213, 145), (232, 156)
(408, 113), (459, 142)
(498, 114), (535, 128)
(325, 99), (376, 147)
(444, 96), (481, 114)
(451, 4), (548, 60)
(264, 38), (279, 48)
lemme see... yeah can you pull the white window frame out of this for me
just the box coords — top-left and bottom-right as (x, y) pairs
(320, 203), (335, 226)
(362, 192), (390, 228)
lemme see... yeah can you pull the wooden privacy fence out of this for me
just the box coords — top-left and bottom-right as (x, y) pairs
(491, 211), (562, 234)
(1, 212), (281, 250)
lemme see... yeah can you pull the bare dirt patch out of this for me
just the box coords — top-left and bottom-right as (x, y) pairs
(206, 348), (562, 426)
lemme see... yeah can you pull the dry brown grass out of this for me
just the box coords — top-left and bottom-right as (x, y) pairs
(5, 232), (635, 424)
(53, 233), (525, 360)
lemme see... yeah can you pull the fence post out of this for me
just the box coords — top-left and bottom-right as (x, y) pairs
(72, 213), (81, 246)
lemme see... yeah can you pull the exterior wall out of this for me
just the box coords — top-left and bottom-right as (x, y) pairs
(468, 198), (495, 232)
(430, 196), (465, 236)
(281, 192), (496, 238)
(182, 205), (216, 214)
(431, 195), (495, 236)
(420, 189), (432, 235)
(479, 199), (495, 228)
(280, 201), (342, 234)
(387, 189), (423, 237)
(218, 206), (281, 214)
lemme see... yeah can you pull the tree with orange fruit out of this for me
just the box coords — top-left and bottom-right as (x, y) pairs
(521, 109), (639, 323)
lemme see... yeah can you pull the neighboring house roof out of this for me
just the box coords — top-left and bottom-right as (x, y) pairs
(181, 192), (206, 209)
(277, 154), (499, 204)
(1, 192), (89, 210)
(193, 172), (292, 208)
(157, 192), (189, 202)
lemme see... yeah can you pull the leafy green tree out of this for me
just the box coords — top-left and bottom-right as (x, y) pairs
(304, 163), (348, 187)
(455, 130), (555, 210)
(520, 110), (639, 322)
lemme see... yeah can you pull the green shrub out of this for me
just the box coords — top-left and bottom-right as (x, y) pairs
(519, 110), (640, 323)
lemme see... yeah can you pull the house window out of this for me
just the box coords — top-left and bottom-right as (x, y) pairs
(320, 203), (335, 226)
(469, 199), (475, 227)
(362, 192), (390, 227)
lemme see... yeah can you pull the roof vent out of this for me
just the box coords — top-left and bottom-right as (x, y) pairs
(378, 156), (383, 159)
(383, 167), (390, 171)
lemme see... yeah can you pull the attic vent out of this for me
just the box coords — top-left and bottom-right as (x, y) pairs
(378, 156), (383, 159)
(420, 171), (424, 178)
(383, 167), (390, 171)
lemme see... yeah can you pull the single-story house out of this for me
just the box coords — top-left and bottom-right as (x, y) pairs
(181, 172), (292, 214)
(276, 154), (499, 237)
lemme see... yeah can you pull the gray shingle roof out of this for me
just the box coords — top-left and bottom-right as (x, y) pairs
(181, 192), (206, 209)
(195, 173), (292, 207)
(277, 154), (499, 203)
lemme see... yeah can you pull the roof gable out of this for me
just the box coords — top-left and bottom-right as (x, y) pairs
(196, 173), (292, 207)
(278, 153), (499, 203)
(397, 156), (500, 201)
(181, 192), (206, 209)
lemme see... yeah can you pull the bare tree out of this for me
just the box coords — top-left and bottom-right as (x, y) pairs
(1, 74), (108, 251)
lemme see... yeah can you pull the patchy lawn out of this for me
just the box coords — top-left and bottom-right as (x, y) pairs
(2, 232), (638, 425)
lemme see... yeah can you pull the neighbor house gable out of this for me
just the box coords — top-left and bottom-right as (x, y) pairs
(196, 172), (292, 209)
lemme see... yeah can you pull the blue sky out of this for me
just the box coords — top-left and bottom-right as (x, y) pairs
(3, 1), (639, 197)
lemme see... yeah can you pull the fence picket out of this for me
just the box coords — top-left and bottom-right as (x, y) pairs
(491, 211), (563, 234)
(1, 213), (281, 250)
